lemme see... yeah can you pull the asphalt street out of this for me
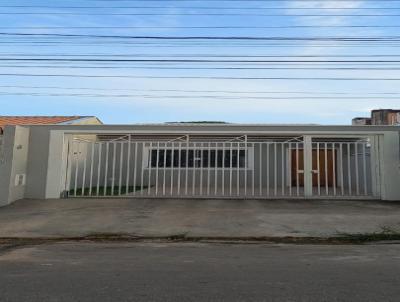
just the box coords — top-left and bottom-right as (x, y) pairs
(0, 242), (399, 302)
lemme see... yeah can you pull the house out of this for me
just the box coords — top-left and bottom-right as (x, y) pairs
(352, 109), (400, 126)
(352, 117), (372, 126)
(1, 123), (399, 206)
(371, 109), (400, 126)
(0, 116), (102, 134)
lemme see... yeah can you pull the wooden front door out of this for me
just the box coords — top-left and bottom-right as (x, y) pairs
(291, 149), (336, 187)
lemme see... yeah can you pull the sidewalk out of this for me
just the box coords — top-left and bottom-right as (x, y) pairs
(0, 198), (399, 239)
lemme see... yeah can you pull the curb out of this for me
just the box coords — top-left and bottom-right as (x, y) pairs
(1, 233), (400, 245)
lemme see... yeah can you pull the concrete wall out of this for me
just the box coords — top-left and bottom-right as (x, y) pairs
(0, 126), (30, 206)
(24, 127), (51, 199)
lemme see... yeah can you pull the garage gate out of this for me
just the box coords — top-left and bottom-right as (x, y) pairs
(63, 134), (381, 199)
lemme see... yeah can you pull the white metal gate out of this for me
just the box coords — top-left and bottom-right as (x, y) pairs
(63, 135), (380, 199)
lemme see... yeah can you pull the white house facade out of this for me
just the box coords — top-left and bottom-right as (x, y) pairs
(1, 124), (399, 206)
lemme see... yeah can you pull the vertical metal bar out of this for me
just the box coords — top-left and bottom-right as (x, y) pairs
(244, 140), (248, 197)
(363, 142), (368, 195)
(140, 142), (145, 195)
(73, 141), (79, 197)
(65, 138), (74, 197)
(215, 143), (220, 196)
(81, 143), (87, 196)
(355, 142), (360, 195)
(252, 143), (255, 196)
(339, 143), (344, 196)
(163, 142), (167, 196)
(111, 142), (117, 196)
(96, 143), (102, 196)
(259, 143), (262, 196)
(192, 142), (197, 196)
(332, 143), (336, 196)
(229, 142), (233, 196)
(281, 143), (285, 196)
(324, 142), (328, 196)
(155, 142), (160, 196)
(267, 143), (270, 196)
(126, 135), (131, 195)
(274, 143), (277, 196)
(317, 143), (321, 196)
(118, 141), (124, 196)
(237, 142), (240, 196)
(221, 142), (225, 196)
(200, 142), (204, 196)
(347, 143), (352, 196)
(170, 142), (175, 196)
(133, 141), (138, 196)
(88, 142), (95, 197)
(147, 142), (153, 195)
(185, 141), (189, 195)
(178, 142), (182, 195)
(207, 142), (211, 196)
(65, 138), (73, 197)
(103, 142), (109, 196)
(288, 143), (292, 196)
(296, 142), (299, 197)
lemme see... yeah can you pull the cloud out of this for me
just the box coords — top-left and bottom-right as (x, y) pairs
(286, 0), (365, 26)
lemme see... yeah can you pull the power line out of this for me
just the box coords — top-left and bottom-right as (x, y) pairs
(3, 54), (400, 58)
(2, 0), (398, 1)
(2, 33), (400, 41)
(1, 25), (400, 29)
(3, 85), (400, 95)
(2, 58), (400, 63)
(0, 92), (398, 100)
(1, 73), (400, 80)
(4, 65), (400, 70)
(1, 5), (399, 9)
(1, 12), (400, 16)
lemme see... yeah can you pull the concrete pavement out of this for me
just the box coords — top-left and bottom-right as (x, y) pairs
(1, 242), (400, 302)
(0, 198), (399, 238)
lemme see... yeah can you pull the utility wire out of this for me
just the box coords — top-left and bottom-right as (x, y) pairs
(3, 85), (400, 95)
(1, 73), (400, 80)
(1, 5), (400, 9)
(1, 25), (400, 29)
(1, 12), (400, 16)
(2, 33), (400, 42)
(1, 92), (399, 100)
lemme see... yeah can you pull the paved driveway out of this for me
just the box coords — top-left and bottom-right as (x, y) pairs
(0, 198), (399, 238)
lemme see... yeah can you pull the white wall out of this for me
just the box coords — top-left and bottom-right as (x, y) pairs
(1, 125), (399, 204)
(381, 132), (400, 200)
(0, 126), (30, 206)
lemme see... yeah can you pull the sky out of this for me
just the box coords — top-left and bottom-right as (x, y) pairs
(0, 0), (399, 125)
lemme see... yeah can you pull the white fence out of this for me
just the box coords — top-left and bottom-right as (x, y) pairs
(64, 135), (378, 199)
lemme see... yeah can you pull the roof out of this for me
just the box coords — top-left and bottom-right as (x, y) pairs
(0, 116), (95, 133)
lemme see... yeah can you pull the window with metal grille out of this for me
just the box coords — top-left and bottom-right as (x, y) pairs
(149, 149), (247, 168)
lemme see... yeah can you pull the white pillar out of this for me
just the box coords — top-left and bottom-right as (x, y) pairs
(303, 135), (313, 198)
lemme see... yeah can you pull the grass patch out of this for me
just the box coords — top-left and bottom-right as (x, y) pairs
(69, 185), (147, 197)
(337, 227), (400, 243)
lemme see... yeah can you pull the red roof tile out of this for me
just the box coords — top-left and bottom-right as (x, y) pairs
(0, 116), (91, 133)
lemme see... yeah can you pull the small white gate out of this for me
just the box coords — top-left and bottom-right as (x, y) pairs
(63, 135), (380, 199)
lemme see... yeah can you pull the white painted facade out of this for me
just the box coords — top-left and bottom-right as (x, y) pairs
(0, 124), (399, 206)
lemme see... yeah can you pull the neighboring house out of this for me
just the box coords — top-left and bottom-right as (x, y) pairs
(352, 109), (400, 126)
(1, 123), (399, 206)
(0, 116), (102, 134)
(352, 117), (372, 126)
